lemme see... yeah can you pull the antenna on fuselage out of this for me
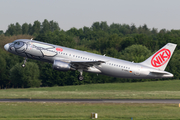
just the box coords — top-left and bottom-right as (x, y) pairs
(31, 38), (33, 40)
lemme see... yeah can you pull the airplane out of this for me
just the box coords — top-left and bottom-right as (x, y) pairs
(4, 39), (176, 80)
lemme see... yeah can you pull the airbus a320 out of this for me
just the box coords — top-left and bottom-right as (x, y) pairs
(4, 39), (176, 80)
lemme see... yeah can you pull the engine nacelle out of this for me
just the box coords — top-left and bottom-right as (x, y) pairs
(52, 60), (71, 71)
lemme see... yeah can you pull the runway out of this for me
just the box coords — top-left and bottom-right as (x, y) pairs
(0, 99), (180, 103)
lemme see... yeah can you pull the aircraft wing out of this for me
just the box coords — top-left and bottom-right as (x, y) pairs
(70, 60), (105, 69)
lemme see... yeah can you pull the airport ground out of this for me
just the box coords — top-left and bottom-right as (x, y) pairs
(0, 80), (180, 120)
(0, 102), (180, 120)
(0, 80), (180, 99)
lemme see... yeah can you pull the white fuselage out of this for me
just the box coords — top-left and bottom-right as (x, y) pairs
(4, 39), (174, 79)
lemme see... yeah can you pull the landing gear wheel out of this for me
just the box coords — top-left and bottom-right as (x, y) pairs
(78, 75), (84, 81)
(22, 64), (25, 67)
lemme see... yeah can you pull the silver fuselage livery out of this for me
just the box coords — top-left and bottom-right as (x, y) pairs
(4, 39), (177, 80)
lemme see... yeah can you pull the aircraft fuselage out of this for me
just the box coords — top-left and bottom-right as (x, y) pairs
(4, 39), (175, 80)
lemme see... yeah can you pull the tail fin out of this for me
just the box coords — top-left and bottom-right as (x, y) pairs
(140, 43), (177, 71)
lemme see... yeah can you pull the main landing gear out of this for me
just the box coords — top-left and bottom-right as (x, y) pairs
(78, 69), (84, 81)
(22, 57), (27, 67)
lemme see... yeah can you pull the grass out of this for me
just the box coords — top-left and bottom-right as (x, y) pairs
(0, 102), (179, 120)
(1, 80), (180, 99)
(0, 80), (180, 120)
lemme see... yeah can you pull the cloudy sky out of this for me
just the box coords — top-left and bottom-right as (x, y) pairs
(0, 0), (180, 32)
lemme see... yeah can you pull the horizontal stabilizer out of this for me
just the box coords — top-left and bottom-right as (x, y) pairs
(150, 70), (170, 74)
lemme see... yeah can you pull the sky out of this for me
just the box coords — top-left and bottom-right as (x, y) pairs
(0, 0), (180, 32)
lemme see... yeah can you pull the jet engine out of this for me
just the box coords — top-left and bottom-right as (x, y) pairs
(52, 60), (71, 71)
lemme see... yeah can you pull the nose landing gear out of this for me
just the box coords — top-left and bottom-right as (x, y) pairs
(22, 57), (27, 67)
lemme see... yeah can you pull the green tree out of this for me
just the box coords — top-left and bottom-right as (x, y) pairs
(130, 24), (138, 34)
(36, 30), (76, 48)
(32, 20), (41, 36)
(151, 28), (158, 34)
(41, 19), (50, 33)
(22, 23), (29, 34)
(28, 23), (33, 35)
(167, 49), (180, 79)
(91, 22), (101, 31)
(15, 22), (22, 35)
(49, 20), (60, 32)
(10, 62), (41, 88)
(100, 21), (109, 31)
(5, 24), (16, 36)
(0, 30), (3, 35)
(3, 20), (180, 86)
(0, 54), (6, 88)
(5, 22), (22, 36)
(120, 44), (152, 62)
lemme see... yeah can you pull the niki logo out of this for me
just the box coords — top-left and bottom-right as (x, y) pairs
(151, 48), (171, 67)
(56, 48), (63, 52)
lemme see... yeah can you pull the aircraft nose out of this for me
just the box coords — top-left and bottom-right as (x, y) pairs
(4, 43), (9, 51)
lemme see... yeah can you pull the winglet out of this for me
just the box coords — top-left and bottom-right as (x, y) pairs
(140, 43), (177, 71)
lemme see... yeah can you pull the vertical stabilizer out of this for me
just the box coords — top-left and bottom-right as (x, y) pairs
(140, 43), (177, 71)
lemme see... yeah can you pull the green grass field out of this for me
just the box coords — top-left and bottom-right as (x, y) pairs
(0, 102), (179, 120)
(0, 80), (180, 99)
(1, 80), (180, 120)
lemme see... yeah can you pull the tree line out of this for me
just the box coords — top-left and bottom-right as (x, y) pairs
(0, 19), (180, 88)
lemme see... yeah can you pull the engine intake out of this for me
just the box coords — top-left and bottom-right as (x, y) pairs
(52, 60), (71, 71)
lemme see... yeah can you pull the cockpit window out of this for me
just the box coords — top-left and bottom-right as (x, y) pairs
(12, 41), (17, 44)
(14, 42), (20, 45)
